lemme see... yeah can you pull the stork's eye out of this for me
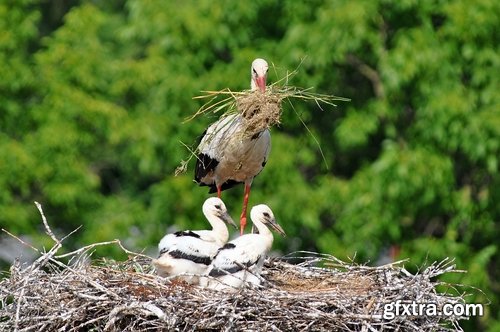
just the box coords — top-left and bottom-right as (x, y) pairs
(263, 212), (270, 218)
(214, 204), (222, 210)
(252, 68), (257, 75)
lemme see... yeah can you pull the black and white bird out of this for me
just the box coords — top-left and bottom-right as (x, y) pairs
(200, 204), (285, 291)
(194, 58), (271, 235)
(152, 197), (236, 284)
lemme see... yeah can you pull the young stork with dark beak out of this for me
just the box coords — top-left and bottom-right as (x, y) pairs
(153, 197), (237, 284)
(195, 58), (271, 235)
(200, 204), (285, 291)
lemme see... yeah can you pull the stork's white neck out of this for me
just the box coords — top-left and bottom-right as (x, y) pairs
(203, 209), (230, 244)
(249, 212), (274, 244)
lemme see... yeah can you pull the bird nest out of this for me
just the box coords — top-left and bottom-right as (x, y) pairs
(0, 205), (472, 331)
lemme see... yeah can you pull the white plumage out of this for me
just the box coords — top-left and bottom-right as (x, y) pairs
(152, 197), (236, 284)
(200, 204), (285, 291)
(194, 58), (271, 235)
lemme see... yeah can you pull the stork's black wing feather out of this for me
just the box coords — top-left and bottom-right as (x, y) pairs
(174, 230), (200, 238)
(194, 152), (219, 183)
(169, 249), (212, 265)
(208, 256), (261, 277)
(194, 129), (218, 184)
(193, 127), (242, 192)
(207, 179), (242, 194)
(219, 243), (236, 251)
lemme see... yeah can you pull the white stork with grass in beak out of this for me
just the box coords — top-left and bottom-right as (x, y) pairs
(199, 204), (285, 291)
(152, 197), (237, 284)
(195, 58), (270, 235)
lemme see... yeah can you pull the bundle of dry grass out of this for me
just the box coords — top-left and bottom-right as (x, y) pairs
(236, 91), (282, 137)
(190, 83), (349, 138)
(0, 205), (472, 331)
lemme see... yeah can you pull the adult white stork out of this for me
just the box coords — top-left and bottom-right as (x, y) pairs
(195, 58), (270, 235)
(152, 197), (236, 284)
(199, 204), (285, 291)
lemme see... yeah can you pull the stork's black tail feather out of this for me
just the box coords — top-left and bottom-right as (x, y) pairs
(207, 179), (242, 194)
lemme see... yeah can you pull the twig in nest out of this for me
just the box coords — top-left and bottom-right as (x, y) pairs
(35, 201), (59, 244)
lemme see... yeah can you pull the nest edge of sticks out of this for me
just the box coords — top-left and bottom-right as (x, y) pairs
(0, 204), (473, 331)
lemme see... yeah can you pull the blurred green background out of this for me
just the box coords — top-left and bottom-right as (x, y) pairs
(1, 0), (498, 330)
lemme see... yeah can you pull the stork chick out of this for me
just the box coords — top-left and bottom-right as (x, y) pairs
(200, 204), (285, 291)
(153, 197), (236, 284)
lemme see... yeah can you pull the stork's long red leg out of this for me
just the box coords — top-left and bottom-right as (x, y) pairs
(240, 183), (251, 235)
(216, 185), (222, 198)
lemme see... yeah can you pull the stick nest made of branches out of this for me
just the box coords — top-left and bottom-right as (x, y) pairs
(1, 203), (474, 331)
(0, 249), (470, 332)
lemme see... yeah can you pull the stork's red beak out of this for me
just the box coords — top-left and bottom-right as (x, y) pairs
(255, 76), (266, 93)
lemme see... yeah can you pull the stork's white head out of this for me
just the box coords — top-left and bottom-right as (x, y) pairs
(203, 197), (237, 228)
(250, 58), (269, 93)
(250, 204), (286, 236)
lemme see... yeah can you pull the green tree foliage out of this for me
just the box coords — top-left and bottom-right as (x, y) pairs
(1, 1), (498, 330)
